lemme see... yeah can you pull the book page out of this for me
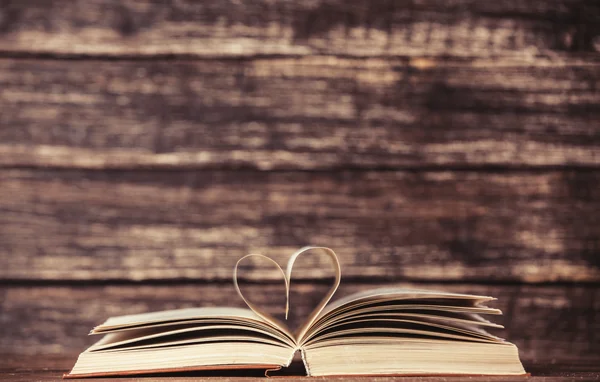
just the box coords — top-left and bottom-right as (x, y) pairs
(91, 306), (295, 346)
(95, 307), (262, 331)
(323, 288), (496, 316)
(287, 247), (341, 341)
(90, 323), (294, 351)
(303, 298), (506, 345)
(234, 247), (342, 344)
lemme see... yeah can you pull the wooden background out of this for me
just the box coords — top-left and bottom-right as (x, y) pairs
(1, 0), (600, 377)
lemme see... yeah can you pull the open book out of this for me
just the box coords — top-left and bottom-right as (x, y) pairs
(65, 247), (526, 377)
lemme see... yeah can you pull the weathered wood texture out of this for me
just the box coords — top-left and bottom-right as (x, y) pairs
(1, 58), (599, 169)
(1, 283), (598, 366)
(2, 368), (600, 382)
(1, 169), (599, 282)
(2, 352), (600, 379)
(0, 0), (598, 379)
(0, 0), (599, 58)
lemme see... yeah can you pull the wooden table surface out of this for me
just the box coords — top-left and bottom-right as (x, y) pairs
(2, 355), (600, 381)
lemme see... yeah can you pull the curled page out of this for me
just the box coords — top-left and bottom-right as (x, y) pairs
(288, 247), (341, 343)
(233, 247), (342, 344)
(233, 253), (290, 323)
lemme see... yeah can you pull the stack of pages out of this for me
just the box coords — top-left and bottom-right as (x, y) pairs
(66, 247), (526, 377)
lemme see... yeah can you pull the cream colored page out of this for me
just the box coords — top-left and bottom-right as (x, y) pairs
(315, 305), (503, 329)
(97, 307), (263, 330)
(302, 341), (526, 376)
(234, 247), (342, 345)
(307, 316), (502, 343)
(305, 326), (501, 345)
(92, 334), (288, 352)
(304, 335), (515, 349)
(233, 247), (497, 345)
(90, 324), (294, 351)
(94, 306), (297, 347)
(322, 288), (495, 316)
(96, 317), (287, 337)
(303, 304), (504, 345)
(288, 247), (341, 342)
(233, 253), (296, 341)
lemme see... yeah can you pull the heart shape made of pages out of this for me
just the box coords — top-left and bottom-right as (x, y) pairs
(233, 246), (341, 341)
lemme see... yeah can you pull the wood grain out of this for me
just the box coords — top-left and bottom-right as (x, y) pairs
(1, 58), (599, 170)
(0, 0), (598, 58)
(2, 351), (600, 379)
(1, 1), (598, 378)
(0, 374), (600, 382)
(3, 370), (600, 382)
(1, 169), (599, 282)
(1, 283), (598, 367)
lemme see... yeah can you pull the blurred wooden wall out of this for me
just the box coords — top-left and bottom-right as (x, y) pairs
(0, 0), (599, 370)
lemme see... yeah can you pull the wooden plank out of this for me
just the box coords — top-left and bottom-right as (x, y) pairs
(2, 369), (600, 382)
(0, 0), (599, 58)
(1, 169), (599, 282)
(1, 283), (598, 367)
(2, 370), (600, 382)
(0, 58), (599, 170)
